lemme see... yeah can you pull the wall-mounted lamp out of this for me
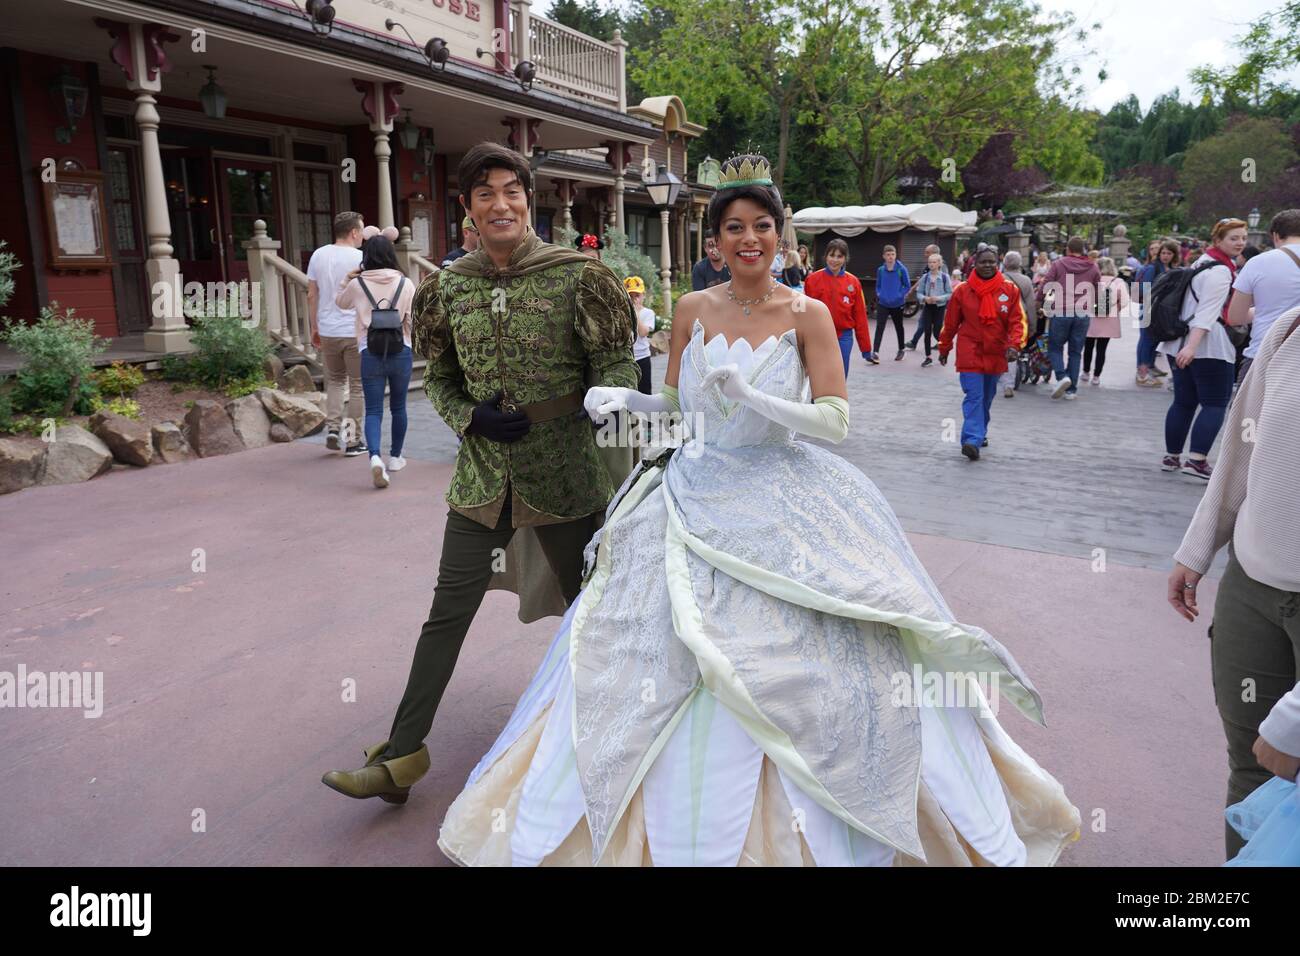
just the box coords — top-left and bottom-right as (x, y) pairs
(198, 65), (227, 120)
(50, 66), (89, 144)
(396, 108), (420, 151)
(386, 20), (450, 71)
(513, 60), (536, 93)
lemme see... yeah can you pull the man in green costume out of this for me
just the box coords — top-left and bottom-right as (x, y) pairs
(322, 142), (638, 803)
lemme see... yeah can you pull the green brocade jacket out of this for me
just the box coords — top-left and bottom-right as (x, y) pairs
(411, 230), (639, 529)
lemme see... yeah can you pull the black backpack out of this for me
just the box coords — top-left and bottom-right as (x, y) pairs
(1146, 261), (1227, 343)
(358, 275), (406, 358)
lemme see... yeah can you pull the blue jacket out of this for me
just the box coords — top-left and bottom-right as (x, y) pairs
(876, 262), (910, 307)
(916, 269), (952, 306)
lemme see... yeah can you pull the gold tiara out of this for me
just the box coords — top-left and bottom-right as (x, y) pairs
(719, 155), (773, 187)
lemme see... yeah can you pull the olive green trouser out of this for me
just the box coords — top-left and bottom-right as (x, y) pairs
(385, 491), (596, 759)
(1209, 550), (1300, 859)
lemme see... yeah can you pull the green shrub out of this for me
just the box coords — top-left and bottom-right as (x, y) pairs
(554, 225), (669, 329)
(186, 314), (272, 389)
(222, 373), (271, 399)
(1, 304), (106, 416)
(90, 395), (142, 419)
(160, 353), (194, 383)
(94, 360), (146, 399)
(0, 240), (20, 309)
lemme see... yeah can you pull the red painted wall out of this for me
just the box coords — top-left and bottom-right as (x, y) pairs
(20, 52), (117, 337)
(345, 125), (379, 227)
(0, 51), (39, 318)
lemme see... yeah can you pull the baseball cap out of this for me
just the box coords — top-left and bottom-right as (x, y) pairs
(462, 216), (478, 234)
(623, 275), (646, 294)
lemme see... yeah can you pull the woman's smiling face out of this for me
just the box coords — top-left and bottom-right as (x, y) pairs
(718, 198), (777, 275)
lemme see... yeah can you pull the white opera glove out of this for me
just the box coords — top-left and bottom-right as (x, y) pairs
(583, 385), (678, 423)
(699, 364), (850, 443)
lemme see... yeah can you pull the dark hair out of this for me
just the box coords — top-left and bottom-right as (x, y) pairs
(1270, 209), (1300, 240)
(1242, 244), (1262, 261)
(824, 238), (849, 263)
(361, 235), (400, 272)
(458, 141), (532, 207)
(1066, 236), (1086, 255)
(333, 211), (363, 239)
(707, 154), (784, 238)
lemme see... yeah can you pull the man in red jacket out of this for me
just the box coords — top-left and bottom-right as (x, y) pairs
(803, 238), (873, 375)
(938, 247), (1027, 460)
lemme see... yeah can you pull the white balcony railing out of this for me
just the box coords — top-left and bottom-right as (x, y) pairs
(516, 7), (626, 112)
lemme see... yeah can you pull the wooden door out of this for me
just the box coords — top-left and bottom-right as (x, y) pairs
(160, 147), (223, 288)
(217, 158), (279, 282)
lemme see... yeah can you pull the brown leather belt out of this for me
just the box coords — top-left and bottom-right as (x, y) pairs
(499, 390), (584, 424)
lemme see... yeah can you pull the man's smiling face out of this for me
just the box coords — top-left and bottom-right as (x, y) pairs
(462, 167), (530, 252)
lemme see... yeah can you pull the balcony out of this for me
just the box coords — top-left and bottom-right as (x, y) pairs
(513, 2), (626, 112)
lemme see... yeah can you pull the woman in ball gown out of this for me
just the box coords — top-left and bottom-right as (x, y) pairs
(436, 155), (1080, 867)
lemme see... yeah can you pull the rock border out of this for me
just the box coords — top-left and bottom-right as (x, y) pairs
(0, 387), (326, 495)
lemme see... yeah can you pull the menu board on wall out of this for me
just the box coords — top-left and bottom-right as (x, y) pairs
(332, 0), (488, 63)
(404, 198), (436, 258)
(43, 170), (113, 270)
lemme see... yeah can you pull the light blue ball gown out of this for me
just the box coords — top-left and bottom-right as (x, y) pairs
(438, 319), (1080, 866)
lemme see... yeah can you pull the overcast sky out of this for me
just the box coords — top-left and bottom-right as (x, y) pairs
(533, 0), (1299, 113)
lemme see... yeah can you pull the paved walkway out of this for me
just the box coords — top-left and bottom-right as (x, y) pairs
(1, 315), (1232, 867)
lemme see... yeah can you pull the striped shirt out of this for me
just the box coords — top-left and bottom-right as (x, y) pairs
(1174, 303), (1300, 591)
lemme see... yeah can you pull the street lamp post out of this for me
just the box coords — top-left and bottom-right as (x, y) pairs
(646, 163), (683, 321)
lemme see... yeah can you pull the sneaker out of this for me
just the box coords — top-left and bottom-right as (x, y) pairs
(1051, 378), (1072, 399)
(1152, 366), (1168, 377)
(895, 349), (906, 361)
(920, 357), (933, 368)
(370, 454), (390, 488)
(388, 455), (407, 473)
(1161, 454), (1181, 472)
(344, 443), (367, 457)
(869, 353), (880, 365)
(1090, 375), (1101, 386)
(1182, 458), (1212, 481)
(960, 443), (980, 461)
(1003, 386), (1014, 398)
(907, 340), (919, 351)
(1137, 375), (1162, 388)
(981, 438), (989, 447)
(325, 428), (341, 451)
(1079, 372), (1090, 383)
(1063, 390), (1077, 401)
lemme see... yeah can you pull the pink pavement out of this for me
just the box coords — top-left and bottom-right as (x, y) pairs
(0, 442), (1225, 866)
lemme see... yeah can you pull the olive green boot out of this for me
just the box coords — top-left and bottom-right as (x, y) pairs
(321, 741), (430, 805)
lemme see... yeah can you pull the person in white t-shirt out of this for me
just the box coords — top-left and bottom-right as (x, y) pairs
(623, 275), (656, 395)
(307, 211), (365, 455)
(1227, 208), (1300, 382)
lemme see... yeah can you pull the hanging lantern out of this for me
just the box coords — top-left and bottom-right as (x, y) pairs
(397, 108), (420, 151)
(198, 65), (227, 120)
(50, 66), (89, 144)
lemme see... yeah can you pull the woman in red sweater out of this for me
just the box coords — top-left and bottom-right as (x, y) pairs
(803, 238), (872, 376)
(937, 247), (1027, 461)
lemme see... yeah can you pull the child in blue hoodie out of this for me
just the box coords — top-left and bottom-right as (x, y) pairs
(874, 245), (911, 362)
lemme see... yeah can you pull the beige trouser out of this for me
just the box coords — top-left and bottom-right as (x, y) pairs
(319, 335), (361, 441)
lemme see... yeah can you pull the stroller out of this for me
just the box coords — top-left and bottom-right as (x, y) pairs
(1014, 311), (1052, 389)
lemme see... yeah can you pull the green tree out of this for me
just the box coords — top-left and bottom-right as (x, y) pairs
(546, 0), (622, 41)
(795, 0), (1101, 203)
(1179, 115), (1300, 226)
(628, 0), (805, 189)
(1191, 1), (1300, 109)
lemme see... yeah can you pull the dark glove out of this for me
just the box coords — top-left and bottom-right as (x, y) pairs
(938, 353), (948, 366)
(467, 390), (530, 443)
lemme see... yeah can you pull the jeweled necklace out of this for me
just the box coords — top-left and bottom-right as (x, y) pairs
(727, 278), (778, 316)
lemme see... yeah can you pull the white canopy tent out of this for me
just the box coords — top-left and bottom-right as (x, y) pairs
(792, 202), (979, 237)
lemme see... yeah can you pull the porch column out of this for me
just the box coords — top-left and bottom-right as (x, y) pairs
(607, 187), (617, 229)
(612, 29), (627, 113)
(96, 20), (186, 352)
(353, 79), (404, 230)
(560, 181), (573, 232)
(613, 142), (626, 232)
(696, 206), (704, 260)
